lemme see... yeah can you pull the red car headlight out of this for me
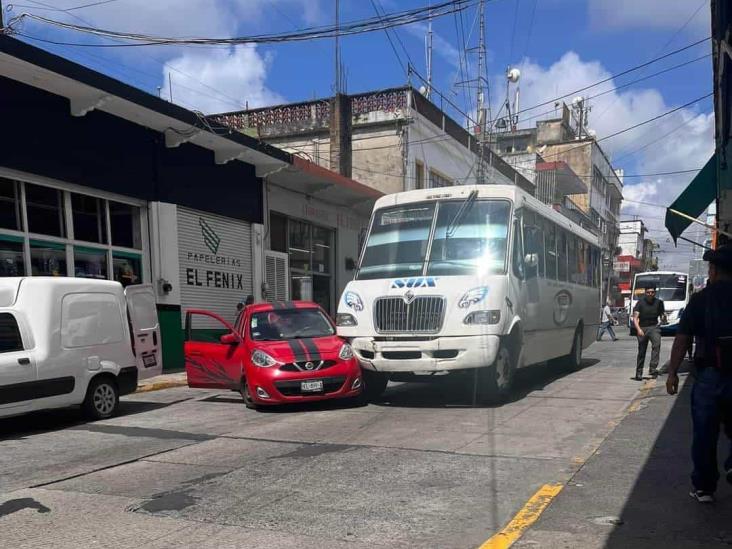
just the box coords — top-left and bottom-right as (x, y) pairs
(338, 343), (354, 360)
(251, 349), (278, 368)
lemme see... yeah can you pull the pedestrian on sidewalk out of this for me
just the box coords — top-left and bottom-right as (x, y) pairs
(632, 286), (667, 380)
(597, 300), (619, 341)
(667, 245), (732, 504)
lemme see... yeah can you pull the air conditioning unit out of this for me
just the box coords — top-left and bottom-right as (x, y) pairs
(264, 250), (289, 302)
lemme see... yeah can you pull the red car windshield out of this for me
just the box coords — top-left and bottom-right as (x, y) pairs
(250, 308), (335, 341)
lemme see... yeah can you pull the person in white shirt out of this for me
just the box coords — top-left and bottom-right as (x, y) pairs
(597, 300), (618, 341)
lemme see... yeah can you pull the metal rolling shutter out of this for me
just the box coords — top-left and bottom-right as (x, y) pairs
(177, 207), (253, 326)
(264, 250), (289, 301)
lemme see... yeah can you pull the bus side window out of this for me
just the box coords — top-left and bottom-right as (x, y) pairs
(512, 219), (525, 279)
(545, 222), (557, 280)
(523, 225), (542, 279)
(557, 230), (568, 282)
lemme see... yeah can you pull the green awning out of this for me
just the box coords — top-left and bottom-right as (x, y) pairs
(665, 154), (717, 244)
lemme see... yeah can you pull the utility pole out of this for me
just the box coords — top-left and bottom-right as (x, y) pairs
(425, 2), (433, 99)
(334, 0), (341, 93)
(1, 0), (4, 29)
(475, 0), (487, 184)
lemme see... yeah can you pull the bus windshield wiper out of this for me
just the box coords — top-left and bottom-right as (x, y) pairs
(446, 190), (478, 238)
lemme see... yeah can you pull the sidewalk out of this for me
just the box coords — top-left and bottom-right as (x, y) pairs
(135, 370), (188, 393)
(515, 365), (732, 548)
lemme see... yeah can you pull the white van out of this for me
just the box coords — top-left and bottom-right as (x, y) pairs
(0, 277), (162, 420)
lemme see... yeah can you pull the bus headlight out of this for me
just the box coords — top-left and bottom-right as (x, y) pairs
(458, 287), (489, 308)
(463, 310), (501, 325)
(336, 313), (358, 327)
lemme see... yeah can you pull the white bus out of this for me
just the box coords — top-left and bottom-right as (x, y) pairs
(629, 271), (690, 335)
(336, 185), (602, 400)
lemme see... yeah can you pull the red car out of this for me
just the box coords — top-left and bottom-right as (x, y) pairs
(184, 301), (362, 409)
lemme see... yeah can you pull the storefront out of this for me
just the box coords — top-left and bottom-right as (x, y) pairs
(262, 159), (383, 315)
(0, 172), (149, 285)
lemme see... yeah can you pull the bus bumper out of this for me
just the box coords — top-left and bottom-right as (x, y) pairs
(351, 335), (501, 373)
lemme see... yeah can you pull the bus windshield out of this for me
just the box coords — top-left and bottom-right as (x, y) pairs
(634, 273), (688, 302)
(357, 199), (511, 280)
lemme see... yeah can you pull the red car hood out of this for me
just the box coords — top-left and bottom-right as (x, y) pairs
(255, 336), (345, 363)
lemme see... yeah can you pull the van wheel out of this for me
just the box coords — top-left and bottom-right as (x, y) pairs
(83, 377), (119, 420)
(361, 369), (389, 402)
(477, 345), (515, 404)
(239, 379), (258, 410)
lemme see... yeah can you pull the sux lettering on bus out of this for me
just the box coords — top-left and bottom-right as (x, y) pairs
(391, 277), (438, 289)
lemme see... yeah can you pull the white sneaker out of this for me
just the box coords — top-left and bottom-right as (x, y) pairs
(689, 490), (714, 503)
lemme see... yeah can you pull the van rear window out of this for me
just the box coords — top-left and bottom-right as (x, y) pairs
(0, 313), (23, 353)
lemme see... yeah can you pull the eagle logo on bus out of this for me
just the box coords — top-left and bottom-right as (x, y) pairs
(391, 277), (438, 289)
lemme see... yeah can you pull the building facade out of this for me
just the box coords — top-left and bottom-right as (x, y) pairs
(212, 87), (534, 194)
(0, 36), (378, 371)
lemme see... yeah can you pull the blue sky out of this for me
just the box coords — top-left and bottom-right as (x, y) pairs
(4, 0), (715, 268)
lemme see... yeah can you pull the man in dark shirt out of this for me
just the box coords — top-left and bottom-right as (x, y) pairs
(632, 286), (667, 380)
(667, 245), (732, 504)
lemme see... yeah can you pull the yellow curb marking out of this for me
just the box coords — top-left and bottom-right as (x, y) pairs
(135, 380), (188, 393)
(478, 377), (657, 548)
(478, 483), (564, 549)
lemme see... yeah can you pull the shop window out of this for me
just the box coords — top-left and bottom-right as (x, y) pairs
(288, 219), (311, 272)
(269, 212), (287, 253)
(313, 275), (331, 313)
(291, 274), (312, 301)
(74, 247), (108, 280)
(25, 183), (65, 238)
(30, 240), (67, 276)
(312, 225), (333, 274)
(72, 194), (107, 244)
(0, 178), (23, 232)
(0, 237), (25, 277)
(113, 253), (142, 287)
(109, 201), (141, 249)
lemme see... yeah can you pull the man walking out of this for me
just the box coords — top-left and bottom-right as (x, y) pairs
(667, 245), (732, 504)
(597, 300), (619, 341)
(632, 286), (667, 380)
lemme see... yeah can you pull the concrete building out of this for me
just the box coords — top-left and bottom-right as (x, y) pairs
(211, 87), (534, 194)
(0, 35), (379, 370)
(492, 104), (623, 257)
(618, 220), (647, 259)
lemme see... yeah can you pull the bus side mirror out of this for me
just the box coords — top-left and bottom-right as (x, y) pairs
(524, 253), (539, 270)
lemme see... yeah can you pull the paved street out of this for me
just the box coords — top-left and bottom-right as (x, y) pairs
(1, 333), (722, 548)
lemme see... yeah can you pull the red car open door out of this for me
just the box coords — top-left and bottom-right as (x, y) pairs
(184, 309), (245, 389)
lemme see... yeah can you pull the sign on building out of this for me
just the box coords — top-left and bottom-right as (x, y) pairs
(177, 207), (253, 325)
(613, 260), (630, 272)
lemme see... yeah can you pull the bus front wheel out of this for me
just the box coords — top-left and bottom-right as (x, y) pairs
(478, 345), (515, 403)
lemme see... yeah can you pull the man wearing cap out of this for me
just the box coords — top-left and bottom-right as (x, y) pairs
(667, 244), (732, 504)
(632, 285), (667, 380)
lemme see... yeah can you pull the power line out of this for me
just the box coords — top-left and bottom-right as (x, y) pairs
(7, 0), (481, 47)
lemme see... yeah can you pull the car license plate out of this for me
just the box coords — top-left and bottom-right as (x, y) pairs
(301, 380), (323, 392)
(142, 354), (157, 368)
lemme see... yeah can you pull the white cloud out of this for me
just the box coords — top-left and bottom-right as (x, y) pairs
(588, 0), (711, 35)
(502, 51), (714, 270)
(405, 23), (461, 69)
(161, 46), (284, 113)
(12, 0), (321, 111)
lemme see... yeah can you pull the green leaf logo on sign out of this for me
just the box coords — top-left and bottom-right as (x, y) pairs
(199, 218), (221, 254)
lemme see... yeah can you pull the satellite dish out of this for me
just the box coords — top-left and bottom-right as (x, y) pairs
(572, 96), (584, 105)
(588, 129), (597, 138)
(418, 85), (428, 96)
(506, 67), (521, 83)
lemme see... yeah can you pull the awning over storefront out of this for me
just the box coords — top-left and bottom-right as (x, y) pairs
(665, 154), (717, 244)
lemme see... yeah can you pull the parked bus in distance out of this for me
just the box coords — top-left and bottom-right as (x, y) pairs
(629, 271), (690, 335)
(336, 185), (602, 401)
